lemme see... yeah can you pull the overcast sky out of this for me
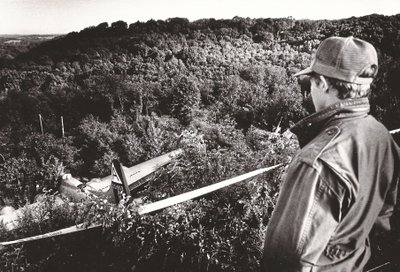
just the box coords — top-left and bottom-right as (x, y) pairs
(0, 0), (399, 35)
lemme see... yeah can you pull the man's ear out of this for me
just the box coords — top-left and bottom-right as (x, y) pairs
(318, 75), (329, 92)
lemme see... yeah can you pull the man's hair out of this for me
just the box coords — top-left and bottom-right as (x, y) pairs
(323, 64), (378, 99)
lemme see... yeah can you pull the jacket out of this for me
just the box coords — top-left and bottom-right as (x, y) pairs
(261, 98), (400, 272)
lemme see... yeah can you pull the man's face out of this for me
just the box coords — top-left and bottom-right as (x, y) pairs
(309, 75), (329, 112)
(297, 75), (315, 114)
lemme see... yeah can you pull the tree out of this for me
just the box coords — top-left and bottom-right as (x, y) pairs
(110, 20), (128, 35)
(171, 76), (201, 126)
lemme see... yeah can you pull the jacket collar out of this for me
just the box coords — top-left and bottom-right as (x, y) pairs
(290, 98), (370, 147)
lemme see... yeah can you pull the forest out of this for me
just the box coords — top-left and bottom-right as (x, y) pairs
(0, 14), (399, 271)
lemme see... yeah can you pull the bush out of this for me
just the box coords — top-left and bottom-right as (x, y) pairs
(171, 76), (201, 126)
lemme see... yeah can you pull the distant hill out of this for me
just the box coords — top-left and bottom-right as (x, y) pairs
(0, 35), (61, 60)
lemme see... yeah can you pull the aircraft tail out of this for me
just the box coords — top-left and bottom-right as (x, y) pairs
(111, 160), (132, 203)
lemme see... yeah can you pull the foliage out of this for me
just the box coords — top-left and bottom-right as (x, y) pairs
(0, 133), (74, 205)
(171, 76), (201, 126)
(0, 14), (399, 271)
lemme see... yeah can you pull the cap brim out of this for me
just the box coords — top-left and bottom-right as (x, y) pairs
(294, 67), (313, 77)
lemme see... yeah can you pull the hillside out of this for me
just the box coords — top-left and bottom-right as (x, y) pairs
(0, 35), (60, 60)
(0, 14), (399, 272)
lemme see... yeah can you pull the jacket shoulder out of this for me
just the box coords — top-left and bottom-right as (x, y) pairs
(298, 126), (341, 167)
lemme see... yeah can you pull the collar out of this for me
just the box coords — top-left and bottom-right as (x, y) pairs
(290, 98), (370, 147)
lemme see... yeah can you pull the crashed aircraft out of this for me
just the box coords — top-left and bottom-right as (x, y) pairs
(0, 149), (183, 231)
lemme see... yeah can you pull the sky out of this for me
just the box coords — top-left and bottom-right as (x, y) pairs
(0, 0), (399, 35)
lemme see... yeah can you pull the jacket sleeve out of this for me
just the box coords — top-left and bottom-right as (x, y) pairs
(262, 159), (345, 272)
(374, 176), (399, 232)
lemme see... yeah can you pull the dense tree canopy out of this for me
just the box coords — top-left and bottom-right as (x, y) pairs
(0, 14), (399, 272)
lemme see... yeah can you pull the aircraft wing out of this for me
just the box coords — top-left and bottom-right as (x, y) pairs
(390, 128), (400, 134)
(0, 223), (101, 246)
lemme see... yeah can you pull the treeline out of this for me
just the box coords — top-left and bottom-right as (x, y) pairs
(1, 15), (400, 127)
(0, 14), (399, 271)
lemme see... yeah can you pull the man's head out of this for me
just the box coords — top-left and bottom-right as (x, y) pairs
(295, 36), (378, 110)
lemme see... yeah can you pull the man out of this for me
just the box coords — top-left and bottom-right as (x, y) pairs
(262, 36), (400, 271)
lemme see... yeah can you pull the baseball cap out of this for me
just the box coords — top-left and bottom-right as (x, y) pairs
(294, 36), (378, 84)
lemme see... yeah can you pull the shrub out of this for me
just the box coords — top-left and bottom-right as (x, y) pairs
(171, 76), (201, 126)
